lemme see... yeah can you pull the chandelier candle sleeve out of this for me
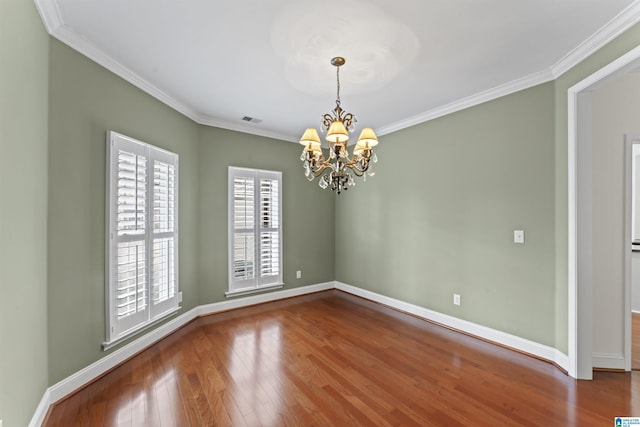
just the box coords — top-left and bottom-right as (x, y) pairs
(298, 57), (379, 194)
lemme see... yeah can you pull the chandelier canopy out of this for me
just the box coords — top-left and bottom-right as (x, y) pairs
(299, 57), (379, 194)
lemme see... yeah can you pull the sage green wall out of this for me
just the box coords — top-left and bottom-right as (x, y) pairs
(553, 22), (640, 354)
(47, 39), (200, 384)
(0, 0), (49, 425)
(197, 127), (335, 303)
(335, 83), (557, 347)
(22, 8), (640, 420)
(46, 38), (334, 385)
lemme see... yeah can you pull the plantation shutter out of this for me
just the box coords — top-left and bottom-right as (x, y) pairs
(113, 143), (149, 334)
(107, 131), (179, 344)
(150, 151), (178, 317)
(259, 177), (280, 284)
(232, 173), (255, 287)
(228, 167), (282, 294)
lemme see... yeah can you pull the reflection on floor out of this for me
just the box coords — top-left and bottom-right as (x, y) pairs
(44, 290), (640, 426)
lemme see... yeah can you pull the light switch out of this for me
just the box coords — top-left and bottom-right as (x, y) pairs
(514, 230), (525, 244)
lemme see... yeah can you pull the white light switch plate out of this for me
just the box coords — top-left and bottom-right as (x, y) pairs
(514, 230), (525, 243)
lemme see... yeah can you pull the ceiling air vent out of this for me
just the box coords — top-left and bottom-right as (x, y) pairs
(241, 116), (262, 124)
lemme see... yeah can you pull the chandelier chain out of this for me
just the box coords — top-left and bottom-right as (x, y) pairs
(336, 66), (341, 106)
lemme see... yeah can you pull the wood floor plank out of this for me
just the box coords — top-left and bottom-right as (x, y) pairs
(173, 343), (205, 427)
(45, 290), (640, 426)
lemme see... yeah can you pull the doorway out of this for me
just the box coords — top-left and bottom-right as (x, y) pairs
(568, 47), (640, 379)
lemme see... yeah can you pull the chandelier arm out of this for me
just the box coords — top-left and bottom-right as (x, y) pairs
(342, 112), (356, 130)
(310, 159), (332, 176)
(322, 114), (334, 132)
(304, 151), (326, 165)
(344, 157), (371, 176)
(343, 158), (357, 167)
(344, 156), (368, 168)
(350, 164), (368, 177)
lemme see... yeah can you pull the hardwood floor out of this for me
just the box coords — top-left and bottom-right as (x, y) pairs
(634, 312), (640, 371)
(44, 290), (640, 426)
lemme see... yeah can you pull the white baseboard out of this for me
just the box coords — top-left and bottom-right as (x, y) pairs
(592, 352), (626, 370)
(30, 282), (334, 426)
(553, 350), (570, 371)
(31, 280), (570, 426)
(49, 307), (200, 403)
(198, 282), (335, 316)
(334, 281), (570, 373)
(28, 388), (50, 427)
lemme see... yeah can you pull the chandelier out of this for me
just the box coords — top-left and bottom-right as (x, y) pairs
(299, 57), (379, 194)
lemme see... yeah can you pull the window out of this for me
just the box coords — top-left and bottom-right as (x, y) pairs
(105, 131), (179, 345)
(228, 167), (282, 295)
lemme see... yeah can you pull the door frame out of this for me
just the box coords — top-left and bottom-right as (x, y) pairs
(624, 136), (640, 371)
(567, 46), (640, 378)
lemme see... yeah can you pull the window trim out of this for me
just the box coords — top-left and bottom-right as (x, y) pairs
(104, 131), (180, 347)
(227, 166), (283, 297)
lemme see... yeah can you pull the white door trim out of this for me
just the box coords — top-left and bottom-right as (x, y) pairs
(567, 44), (640, 379)
(623, 136), (640, 372)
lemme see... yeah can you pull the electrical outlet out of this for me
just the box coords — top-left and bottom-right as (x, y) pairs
(453, 294), (461, 306)
(296, 270), (302, 279)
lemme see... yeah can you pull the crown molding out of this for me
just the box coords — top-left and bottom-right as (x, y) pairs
(551, 0), (640, 78)
(35, 0), (299, 143)
(34, 0), (640, 142)
(52, 24), (301, 142)
(376, 69), (554, 136)
(51, 25), (204, 121)
(197, 115), (298, 142)
(369, 0), (640, 137)
(33, 0), (63, 33)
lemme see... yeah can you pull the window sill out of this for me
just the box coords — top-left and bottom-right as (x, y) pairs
(102, 306), (181, 351)
(225, 283), (284, 298)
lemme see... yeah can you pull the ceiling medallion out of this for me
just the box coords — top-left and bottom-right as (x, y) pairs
(298, 57), (378, 194)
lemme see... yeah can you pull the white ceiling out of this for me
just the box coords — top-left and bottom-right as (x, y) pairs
(35, 0), (640, 142)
